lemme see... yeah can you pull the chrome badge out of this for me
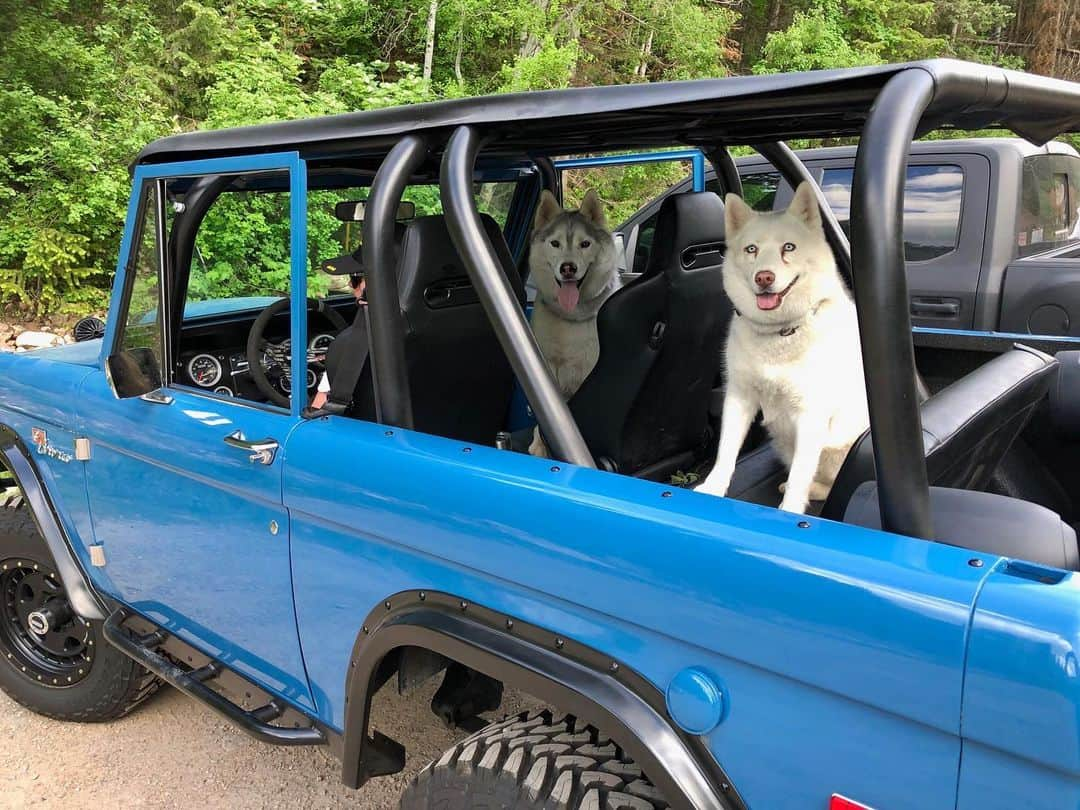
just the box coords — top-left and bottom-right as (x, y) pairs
(30, 427), (73, 464)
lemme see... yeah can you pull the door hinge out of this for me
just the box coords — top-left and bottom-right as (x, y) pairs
(74, 437), (91, 462)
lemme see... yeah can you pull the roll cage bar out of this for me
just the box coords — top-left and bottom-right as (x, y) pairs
(141, 61), (1080, 540)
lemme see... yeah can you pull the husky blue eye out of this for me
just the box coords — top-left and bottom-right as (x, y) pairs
(782, 242), (797, 252)
(580, 240), (591, 248)
(744, 244), (758, 255)
(551, 240), (560, 248)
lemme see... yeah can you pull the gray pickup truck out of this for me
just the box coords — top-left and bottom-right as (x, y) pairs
(617, 138), (1080, 335)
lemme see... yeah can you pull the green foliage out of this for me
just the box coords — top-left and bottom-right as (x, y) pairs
(0, 0), (1060, 317)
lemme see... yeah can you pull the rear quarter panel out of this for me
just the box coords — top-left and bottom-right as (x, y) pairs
(285, 417), (992, 809)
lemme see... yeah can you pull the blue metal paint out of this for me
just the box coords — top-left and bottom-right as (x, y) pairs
(283, 417), (988, 809)
(666, 667), (725, 735)
(555, 149), (707, 193)
(960, 560), (1080, 804)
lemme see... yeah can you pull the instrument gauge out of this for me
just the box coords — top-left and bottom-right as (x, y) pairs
(187, 354), (222, 388)
(308, 333), (335, 353)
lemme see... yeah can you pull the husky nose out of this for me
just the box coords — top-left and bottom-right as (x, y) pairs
(559, 262), (578, 279)
(754, 270), (775, 289)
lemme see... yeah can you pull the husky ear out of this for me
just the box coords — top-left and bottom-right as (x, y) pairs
(578, 189), (607, 229)
(724, 193), (755, 236)
(534, 190), (563, 230)
(788, 181), (823, 231)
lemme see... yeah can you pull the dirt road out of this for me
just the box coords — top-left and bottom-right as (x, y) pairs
(0, 679), (537, 808)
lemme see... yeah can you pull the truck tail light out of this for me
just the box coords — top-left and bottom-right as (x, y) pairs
(830, 795), (875, 810)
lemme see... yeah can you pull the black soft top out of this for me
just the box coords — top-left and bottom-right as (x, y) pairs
(136, 59), (1080, 169)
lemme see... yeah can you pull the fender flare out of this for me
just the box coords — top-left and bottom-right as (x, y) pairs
(0, 424), (106, 621)
(341, 591), (746, 810)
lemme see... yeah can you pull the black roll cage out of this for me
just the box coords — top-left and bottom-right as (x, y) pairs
(141, 60), (1080, 539)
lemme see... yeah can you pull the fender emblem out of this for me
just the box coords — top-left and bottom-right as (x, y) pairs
(30, 428), (73, 464)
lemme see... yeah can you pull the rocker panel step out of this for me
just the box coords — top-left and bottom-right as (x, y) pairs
(103, 609), (325, 747)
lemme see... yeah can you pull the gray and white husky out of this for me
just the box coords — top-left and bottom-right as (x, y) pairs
(528, 189), (620, 455)
(695, 181), (869, 513)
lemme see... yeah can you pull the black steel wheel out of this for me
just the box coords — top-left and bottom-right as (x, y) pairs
(399, 709), (670, 810)
(0, 557), (92, 686)
(0, 500), (159, 721)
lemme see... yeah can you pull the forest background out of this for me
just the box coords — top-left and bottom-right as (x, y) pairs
(0, 0), (1077, 319)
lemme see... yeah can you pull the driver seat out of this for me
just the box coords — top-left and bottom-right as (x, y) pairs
(568, 191), (730, 478)
(328, 214), (524, 445)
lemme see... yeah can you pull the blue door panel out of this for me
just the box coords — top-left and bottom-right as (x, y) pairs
(960, 562), (1080, 800)
(78, 372), (314, 709)
(958, 741), (1080, 809)
(285, 418), (989, 807)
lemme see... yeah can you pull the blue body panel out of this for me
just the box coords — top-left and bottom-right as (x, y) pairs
(959, 561), (1080, 808)
(283, 417), (990, 808)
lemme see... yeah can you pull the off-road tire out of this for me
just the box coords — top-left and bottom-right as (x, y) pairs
(0, 503), (160, 721)
(399, 709), (670, 810)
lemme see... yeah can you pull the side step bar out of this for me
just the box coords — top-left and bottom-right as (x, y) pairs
(103, 610), (325, 747)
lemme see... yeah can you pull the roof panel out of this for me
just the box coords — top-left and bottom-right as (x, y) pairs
(135, 60), (1080, 167)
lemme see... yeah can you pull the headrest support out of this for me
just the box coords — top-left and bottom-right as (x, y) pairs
(397, 214), (525, 306)
(643, 191), (726, 281)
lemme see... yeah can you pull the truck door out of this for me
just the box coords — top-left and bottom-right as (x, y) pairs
(76, 154), (316, 710)
(811, 153), (991, 330)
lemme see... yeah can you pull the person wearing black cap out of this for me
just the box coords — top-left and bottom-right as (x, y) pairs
(310, 255), (368, 411)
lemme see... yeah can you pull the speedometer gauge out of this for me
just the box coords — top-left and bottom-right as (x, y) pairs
(308, 333), (334, 353)
(186, 354), (222, 387)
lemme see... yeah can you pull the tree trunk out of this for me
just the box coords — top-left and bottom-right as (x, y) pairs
(423, 0), (438, 82)
(519, 0), (550, 58)
(636, 30), (654, 79)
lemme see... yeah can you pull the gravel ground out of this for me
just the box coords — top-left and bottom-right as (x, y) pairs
(0, 678), (539, 808)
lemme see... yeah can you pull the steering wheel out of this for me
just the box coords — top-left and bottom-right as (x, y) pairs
(246, 297), (348, 408)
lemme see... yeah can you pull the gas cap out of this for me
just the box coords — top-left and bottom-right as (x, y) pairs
(666, 667), (725, 735)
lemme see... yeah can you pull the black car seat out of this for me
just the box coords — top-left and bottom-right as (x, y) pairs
(568, 191), (730, 478)
(327, 214), (525, 445)
(819, 344), (1060, 519)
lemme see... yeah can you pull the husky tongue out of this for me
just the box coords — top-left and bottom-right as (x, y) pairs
(557, 280), (580, 312)
(756, 292), (781, 311)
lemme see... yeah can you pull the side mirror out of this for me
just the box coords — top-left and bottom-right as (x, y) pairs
(105, 347), (163, 399)
(612, 232), (627, 273)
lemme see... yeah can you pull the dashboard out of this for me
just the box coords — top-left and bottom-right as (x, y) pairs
(173, 300), (352, 401)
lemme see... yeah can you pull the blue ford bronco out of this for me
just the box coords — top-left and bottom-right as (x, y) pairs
(2, 60), (1080, 810)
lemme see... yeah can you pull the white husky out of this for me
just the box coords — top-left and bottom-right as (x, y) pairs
(696, 181), (869, 514)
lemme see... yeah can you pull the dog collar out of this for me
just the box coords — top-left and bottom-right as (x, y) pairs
(732, 298), (828, 337)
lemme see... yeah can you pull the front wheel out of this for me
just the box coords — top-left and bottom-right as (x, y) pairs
(399, 709), (669, 810)
(0, 504), (159, 721)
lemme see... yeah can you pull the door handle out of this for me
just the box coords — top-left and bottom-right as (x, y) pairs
(910, 297), (960, 318)
(224, 430), (279, 465)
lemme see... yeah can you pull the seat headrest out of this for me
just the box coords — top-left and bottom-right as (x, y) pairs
(643, 191), (726, 280)
(397, 214), (524, 306)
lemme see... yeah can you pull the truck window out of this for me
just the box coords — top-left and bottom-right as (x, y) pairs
(821, 165), (964, 261)
(117, 182), (163, 363)
(1018, 154), (1080, 257)
(707, 171), (781, 211)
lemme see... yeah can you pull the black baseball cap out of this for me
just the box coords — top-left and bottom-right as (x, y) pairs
(320, 252), (364, 276)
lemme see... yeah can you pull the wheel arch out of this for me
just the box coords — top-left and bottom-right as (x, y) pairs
(0, 424), (106, 621)
(341, 590), (746, 810)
